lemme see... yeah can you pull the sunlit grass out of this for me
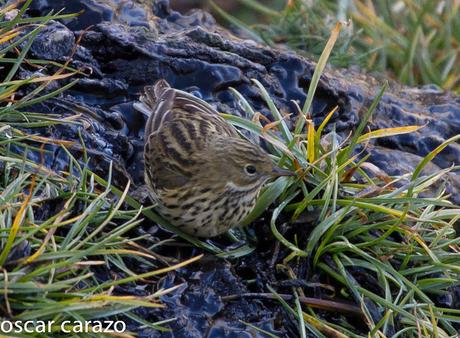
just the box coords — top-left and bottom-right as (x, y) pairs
(213, 0), (460, 92)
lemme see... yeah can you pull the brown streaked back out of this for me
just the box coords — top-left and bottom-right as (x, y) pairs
(142, 79), (239, 191)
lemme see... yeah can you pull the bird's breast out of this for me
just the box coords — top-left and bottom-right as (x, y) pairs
(154, 183), (261, 237)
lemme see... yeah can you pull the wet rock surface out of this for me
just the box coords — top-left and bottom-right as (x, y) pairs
(26, 0), (460, 198)
(149, 257), (289, 338)
(7, 0), (460, 336)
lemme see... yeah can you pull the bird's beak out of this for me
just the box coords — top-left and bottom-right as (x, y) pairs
(271, 166), (296, 177)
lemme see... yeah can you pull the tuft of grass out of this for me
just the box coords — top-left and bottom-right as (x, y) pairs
(213, 0), (460, 92)
(0, 2), (201, 336)
(221, 21), (460, 337)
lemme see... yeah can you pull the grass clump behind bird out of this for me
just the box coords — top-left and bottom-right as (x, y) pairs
(211, 0), (460, 93)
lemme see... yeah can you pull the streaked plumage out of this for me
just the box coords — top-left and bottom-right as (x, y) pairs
(140, 79), (289, 237)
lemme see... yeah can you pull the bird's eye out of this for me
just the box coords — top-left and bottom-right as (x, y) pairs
(244, 165), (257, 175)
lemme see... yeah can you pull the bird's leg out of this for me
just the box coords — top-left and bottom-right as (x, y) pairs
(130, 184), (157, 205)
(223, 228), (254, 252)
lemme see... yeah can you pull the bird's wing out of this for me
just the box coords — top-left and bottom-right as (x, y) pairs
(143, 80), (239, 190)
(144, 122), (194, 191)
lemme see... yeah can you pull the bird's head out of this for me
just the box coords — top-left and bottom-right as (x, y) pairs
(202, 137), (293, 191)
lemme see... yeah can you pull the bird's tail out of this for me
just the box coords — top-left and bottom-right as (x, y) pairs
(134, 79), (171, 117)
(143, 79), (171, 108)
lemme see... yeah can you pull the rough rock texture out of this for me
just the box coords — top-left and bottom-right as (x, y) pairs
(27, 0), (460, 202)
(9, 0), (460, 336)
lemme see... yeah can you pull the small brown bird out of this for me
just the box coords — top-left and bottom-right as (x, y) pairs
(139, 80), (290, 237)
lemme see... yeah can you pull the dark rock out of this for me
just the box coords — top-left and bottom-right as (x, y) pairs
(6, 240), (31, 263)
(366, 145), (460, 203)
(147, 255), (286, 338)
(30, 21), (75, 60)
(29, 0), (154, 30)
